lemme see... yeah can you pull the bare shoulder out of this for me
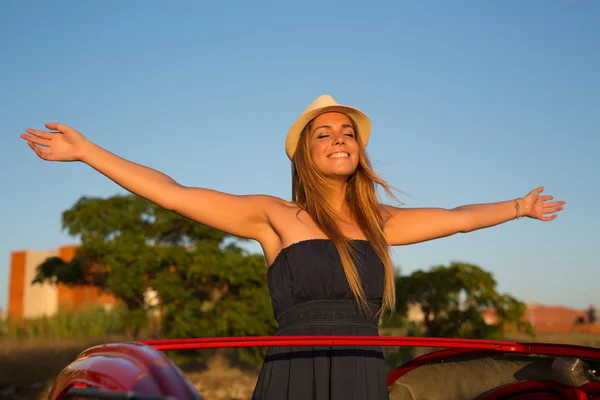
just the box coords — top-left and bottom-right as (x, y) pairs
(240, 193), (288, 208)
(379, 203), (403, 225)
(258, 196), (301, 212)
(264, 197), (306, 231)
(380, 202), (435, 228)
(245, 194), (302, 234)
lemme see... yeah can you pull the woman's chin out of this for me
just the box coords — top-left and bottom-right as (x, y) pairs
(322, 168), (356, 181)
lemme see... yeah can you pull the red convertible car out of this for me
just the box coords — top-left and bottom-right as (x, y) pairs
(46, 335), (600, 400)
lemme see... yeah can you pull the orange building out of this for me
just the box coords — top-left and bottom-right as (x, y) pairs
(524, 302), (600, 334)
(7, 244), (118, 319)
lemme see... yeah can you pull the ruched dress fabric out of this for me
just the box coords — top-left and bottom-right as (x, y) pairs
(252, 239), (389, 400)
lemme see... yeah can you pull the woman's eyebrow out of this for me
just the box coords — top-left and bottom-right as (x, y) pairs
(312, 124), (353, 133)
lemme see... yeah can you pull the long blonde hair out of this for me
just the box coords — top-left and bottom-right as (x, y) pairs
(291, 115), (398, 315)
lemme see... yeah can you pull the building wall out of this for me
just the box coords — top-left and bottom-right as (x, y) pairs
(22, 250), (59, 318)
(7, 245), (118, 319)
(7, 251), (26, 318)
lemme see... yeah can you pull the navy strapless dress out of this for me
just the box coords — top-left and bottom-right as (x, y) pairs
(252, 239), (389, 400)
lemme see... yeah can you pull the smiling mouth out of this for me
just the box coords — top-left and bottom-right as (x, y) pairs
(328, 152), (350, 159)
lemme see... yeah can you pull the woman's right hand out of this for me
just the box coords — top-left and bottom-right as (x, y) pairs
(20, 123), (91, 162)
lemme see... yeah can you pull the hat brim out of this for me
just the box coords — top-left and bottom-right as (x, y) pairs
(285, 105), (371, 160)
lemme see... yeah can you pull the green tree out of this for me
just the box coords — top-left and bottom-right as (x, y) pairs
(154, 243), (276, 364)
(395, 262), (533, 339)
(33, 194), (276, 350)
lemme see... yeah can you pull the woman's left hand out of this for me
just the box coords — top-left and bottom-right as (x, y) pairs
(522, 186), (565, 221)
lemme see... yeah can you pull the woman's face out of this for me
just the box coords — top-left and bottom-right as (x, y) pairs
(308, 112), (360, 181)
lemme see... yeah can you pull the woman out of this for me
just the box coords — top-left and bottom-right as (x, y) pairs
(20, 94), (565, 399)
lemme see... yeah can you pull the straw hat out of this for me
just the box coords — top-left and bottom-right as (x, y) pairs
(285, 95), (372, 160)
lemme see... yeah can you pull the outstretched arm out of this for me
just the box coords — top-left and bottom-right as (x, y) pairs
(21, 123), (276, 241)
(383, 187), (565, 246)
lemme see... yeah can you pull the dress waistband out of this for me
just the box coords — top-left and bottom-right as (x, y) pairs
(275, 299), (380, 335)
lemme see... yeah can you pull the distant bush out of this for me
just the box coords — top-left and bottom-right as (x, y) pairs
(0, 306), (130, 340)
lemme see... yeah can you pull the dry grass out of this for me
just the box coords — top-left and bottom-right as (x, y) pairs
(0, 338), (108, 399)
(506, 332), (600, 348)
(182, 353), (259, 400)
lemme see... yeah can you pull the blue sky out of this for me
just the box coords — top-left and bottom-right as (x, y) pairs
(1, 1), (598, 311)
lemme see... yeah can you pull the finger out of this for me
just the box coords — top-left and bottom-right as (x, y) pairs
(540, 195), (554, 201)
(526, 186), (544, 199)
(28, 141), (54, 160)
(24, 128), (55, 140)
(45, 122), (71, 133)
(540, 214), (558, 222)
(543, 205), (564, 214)
(21, 133), (51, 147)
(543, 200), (566, 207)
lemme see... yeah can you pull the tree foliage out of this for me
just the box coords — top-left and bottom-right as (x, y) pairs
(395, 262), (533, 339)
